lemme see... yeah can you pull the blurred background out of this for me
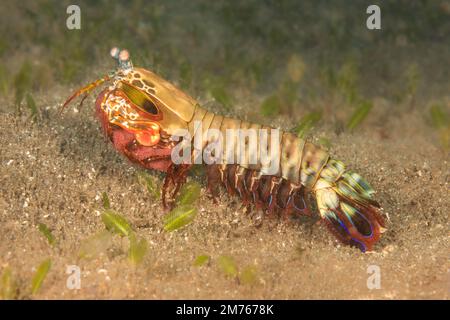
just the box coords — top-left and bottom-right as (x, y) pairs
(0, 0), (449, 143)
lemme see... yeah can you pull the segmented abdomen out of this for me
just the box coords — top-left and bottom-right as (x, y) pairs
(188, 105), (385, 252)
(187, 105), (328, 216)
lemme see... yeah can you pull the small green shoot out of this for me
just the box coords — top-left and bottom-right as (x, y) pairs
(193, 254), (210, 267)
(14, 61), (32, 110)
(296, 111), (322, 138)
(240, 265), (258, 285)
(38, 223), (56, 246)
(128, 233), (148, 265)
(405, 64), (420, 100)
(79, 230), (113, 259)
(101, 209), (133, 237)
(347, 100), (373, 131)
(218, 255), (238, 278)
(0, 64), (10, 97)
(336, 61), (359, 104)
(163, 205), (198, 232)
(31, 259), (51, 295)
(429, 104), (449, 129)
(439, 128), (450, 150)
(137, 172), (160, 199)
(101, 192), (111, 209)
(260, 94), (280, 117)
(0, 268), (17, 300)
(429, 104), (450, 150)
(176, 181), (201, 206)
(25, 93), (40, 121)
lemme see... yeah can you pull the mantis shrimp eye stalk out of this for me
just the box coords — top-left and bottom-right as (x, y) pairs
(110, 47), (133, 72)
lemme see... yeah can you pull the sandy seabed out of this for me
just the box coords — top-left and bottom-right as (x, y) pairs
(0, 89), (448, 300)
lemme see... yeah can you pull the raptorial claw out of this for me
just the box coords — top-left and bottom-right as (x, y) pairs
(161, 164), (192, 210)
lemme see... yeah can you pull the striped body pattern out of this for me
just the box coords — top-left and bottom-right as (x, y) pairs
(182, 104), (385, 252)
(62, 48), (386, 252)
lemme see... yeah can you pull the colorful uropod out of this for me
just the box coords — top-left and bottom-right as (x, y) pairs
(62, 48), (386, 252)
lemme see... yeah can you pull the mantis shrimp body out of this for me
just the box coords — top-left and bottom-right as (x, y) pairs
(62, 48), (386, 252)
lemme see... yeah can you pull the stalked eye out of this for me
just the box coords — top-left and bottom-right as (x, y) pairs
(120, 81), (159, 115)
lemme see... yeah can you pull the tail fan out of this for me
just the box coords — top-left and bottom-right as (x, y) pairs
(314, 160), (386, 252)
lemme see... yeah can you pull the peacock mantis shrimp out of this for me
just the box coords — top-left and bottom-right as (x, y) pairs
(62, 48), (386, 252)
